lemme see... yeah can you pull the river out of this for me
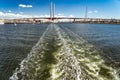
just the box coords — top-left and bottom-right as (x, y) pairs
(0, 23), (120, 80)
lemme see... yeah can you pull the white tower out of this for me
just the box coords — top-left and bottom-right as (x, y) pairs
(50, 2), (55, 19)
(84, 0), (88, 21)
(85, 6), (88, 19)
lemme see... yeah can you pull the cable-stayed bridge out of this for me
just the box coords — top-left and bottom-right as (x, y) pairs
(3, 2), (120, 24)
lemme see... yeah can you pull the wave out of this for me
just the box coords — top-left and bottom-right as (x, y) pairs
(10, 24), (119, 80)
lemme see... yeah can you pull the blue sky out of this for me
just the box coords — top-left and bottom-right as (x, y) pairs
(0, 0), (120, 19)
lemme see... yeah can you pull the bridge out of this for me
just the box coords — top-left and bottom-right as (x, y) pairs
(22, 2), (120, 24)
(4, 2), (120, 24)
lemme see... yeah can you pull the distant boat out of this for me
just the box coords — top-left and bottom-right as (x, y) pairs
(14, 23), (17, 26)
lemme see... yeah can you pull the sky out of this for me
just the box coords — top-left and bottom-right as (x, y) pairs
(0, 0), (120, 19)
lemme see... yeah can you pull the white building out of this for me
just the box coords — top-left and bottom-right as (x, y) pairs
(0, 19), (4, 24)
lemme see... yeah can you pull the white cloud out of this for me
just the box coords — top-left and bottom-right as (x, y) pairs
(69, 15), (74, 17)
(94, 10), (98, 13)
(38, 15), (49, 17)
(57, 13), (64, 16)
(0, 11), (32, 19)
(0, 12), (4, 16)
(88, 10), (98, 14)
(19, 4), (32, 8)
(56, 14), (65, 17)
(55, 13), (74, 17)
(8, 10), (12, 13)
(19, 12), (23, 14)
(0, 11), (75, 19)
(37, 13), (74, 18)
(88, 11), (93, 14)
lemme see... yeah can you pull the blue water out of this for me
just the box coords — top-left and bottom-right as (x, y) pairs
(0, 23), (120, 80)
(61, 23), (120, 63)
(0, 24), (48, 80)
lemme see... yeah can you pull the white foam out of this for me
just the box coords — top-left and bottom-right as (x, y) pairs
(10, 24), (119, 80)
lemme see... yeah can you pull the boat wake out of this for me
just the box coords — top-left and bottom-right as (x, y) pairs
(10, 24), (119, 80)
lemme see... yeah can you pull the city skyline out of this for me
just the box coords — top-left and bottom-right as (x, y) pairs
(0, 0), (120, 19)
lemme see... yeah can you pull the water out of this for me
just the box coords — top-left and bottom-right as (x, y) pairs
(0, 24), (48, 80)
(61, 23), (120, 63)
(0, 23), (120, 80)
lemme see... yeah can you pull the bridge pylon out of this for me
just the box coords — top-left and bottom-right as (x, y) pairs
(50, 2), (55, 21)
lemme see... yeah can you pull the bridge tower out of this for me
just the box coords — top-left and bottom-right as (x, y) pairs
(50, 2), (55, 20)
(84, 0), (88, 21)
(85, 6), (88, 19)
